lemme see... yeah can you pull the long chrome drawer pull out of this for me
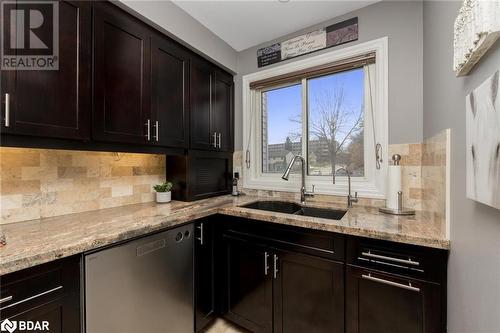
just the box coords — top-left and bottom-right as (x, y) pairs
(154, 121), (159, 142)
(212, 132), (217, 148)
(4, 93), (10, 127)
(273, 254), (278, 279)
(361, 251), (420, 266)
(264, 252), (269, 276)
(145, 119), (151, 141)
(362, 274), (420, 292)
(0, 296), (13, 304)
(0, 286), (63, 311)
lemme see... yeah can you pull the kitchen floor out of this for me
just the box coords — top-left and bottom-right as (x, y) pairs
(204, 319), (248, 333)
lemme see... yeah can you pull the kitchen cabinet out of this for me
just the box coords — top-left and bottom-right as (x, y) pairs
(218, 217), (447, 333)
(273, 250), (344, 333)
(1, 0), (91, 140)
(1, 0), (234, 158)
(195, 219), (218, 332)
(167, 149), (233, 201)
(345, 265), (442, 333)
(190, 57), (213, 150)
(151, 34), (189, 148)
(346, 236), (446, 333)
(212, 70), (233, 152)
(223, 235), (273, 333)
(221, 220), (345, 333)
(92, 2), (151, 145)
(0, 255), (81, 332)
(190, 58), (234, 152)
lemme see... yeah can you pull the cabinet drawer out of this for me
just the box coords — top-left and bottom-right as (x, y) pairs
(0, 256), (80, 317)
(222, 216), (345, 262)
(347, 237), (447, 283)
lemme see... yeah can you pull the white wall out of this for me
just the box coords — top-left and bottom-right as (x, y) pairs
(423, 1), (500, 332)
(234, 0), (424, 149)
(117, 0), (238, 73)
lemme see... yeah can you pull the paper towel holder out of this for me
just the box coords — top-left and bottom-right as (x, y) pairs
(379, 154), (415, 215)
(379, 191), (416, 215)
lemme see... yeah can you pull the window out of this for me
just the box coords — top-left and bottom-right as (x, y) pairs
(243, 38), (388, 198)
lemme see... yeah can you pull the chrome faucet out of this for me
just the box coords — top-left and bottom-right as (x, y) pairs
(281, 155), (315, 204)
(335, 167), (358, 208)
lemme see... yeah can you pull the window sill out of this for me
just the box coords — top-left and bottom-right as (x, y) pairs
(243, 175), (386, 199)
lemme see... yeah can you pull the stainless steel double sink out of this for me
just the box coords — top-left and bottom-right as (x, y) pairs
(241, 201), (347, 220)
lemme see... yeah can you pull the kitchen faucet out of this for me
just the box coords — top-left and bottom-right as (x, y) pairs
(335, 167), (358, 208)
(281, 155), (315, 204)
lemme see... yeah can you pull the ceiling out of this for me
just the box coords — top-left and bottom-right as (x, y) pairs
(171, 0), (378, 52)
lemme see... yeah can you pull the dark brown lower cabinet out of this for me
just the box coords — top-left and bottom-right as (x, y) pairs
(0, 255), (81, 332)
(195, 218), (217, 332)
(222, 232), (344, 333)
(346, 265), (442, 333)
(223, 236), (273, 333)
(273, 250), (344, 333)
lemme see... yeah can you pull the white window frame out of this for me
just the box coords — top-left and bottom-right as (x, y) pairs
(242, 37), (388, 198)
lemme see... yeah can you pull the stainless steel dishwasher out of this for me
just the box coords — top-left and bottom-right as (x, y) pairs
(85, 224), (194, 333)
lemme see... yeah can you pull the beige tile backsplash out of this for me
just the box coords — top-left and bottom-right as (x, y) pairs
(0, 148), (165, 224)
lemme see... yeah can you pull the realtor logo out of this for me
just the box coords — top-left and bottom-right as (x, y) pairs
(1, 0), (59, 70)
(0, 319), (17, 333)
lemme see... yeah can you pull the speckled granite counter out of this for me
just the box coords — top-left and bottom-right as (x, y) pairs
(0, 195), (449, 275)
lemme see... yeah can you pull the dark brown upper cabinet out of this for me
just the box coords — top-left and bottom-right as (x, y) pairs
(92, 2), (151, 145)
(151, 35), (189, 148)
(1, 1), (91, 140)
(190, 57), (213, 150)
(212, 70), (233, 152)
(190, 58), (233, 152)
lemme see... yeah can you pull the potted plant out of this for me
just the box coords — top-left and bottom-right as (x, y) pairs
(153, 181), (173, 203)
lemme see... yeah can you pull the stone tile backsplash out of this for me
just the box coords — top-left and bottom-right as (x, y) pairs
(0, 148), (165, 224)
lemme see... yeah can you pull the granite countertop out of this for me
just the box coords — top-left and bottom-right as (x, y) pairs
(0, 195), (449, 275)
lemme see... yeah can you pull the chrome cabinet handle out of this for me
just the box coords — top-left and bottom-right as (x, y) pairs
(4, 93), (10, 127)
(212, 132), (217, 148)
(0, 286), (63, 311)
(196, 223), (204, 245)
(0, 296), (12, 304)
(145, 119), (151, 141)
(264, 252), (270, 276)
(273, 254), (278, 279)
(362, 273), (420, 292)
(361, 250), (420, 266)
(217, 133), (221, 148)
(153, 121), (159, 142)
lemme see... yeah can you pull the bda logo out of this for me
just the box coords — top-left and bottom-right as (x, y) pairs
(0, 319), (17, 333)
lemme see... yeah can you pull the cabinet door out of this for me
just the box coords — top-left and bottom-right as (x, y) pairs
(1, 0), (91, 140)
(346, 265), (442, 333)
(195, 219), (217, 332)
(273, 250), (344, 333)
(187, 150), (232, 200)
(190, 58), (214, 150)
(6, 293), (80, 333)
(212, 70), (233, 152)
(93, 3), (151, 144)
(151, 35), (189, 148)
(223, 236), (273, 333)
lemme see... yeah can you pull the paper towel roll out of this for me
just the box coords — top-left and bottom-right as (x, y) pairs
(386, 165), (402, 209)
